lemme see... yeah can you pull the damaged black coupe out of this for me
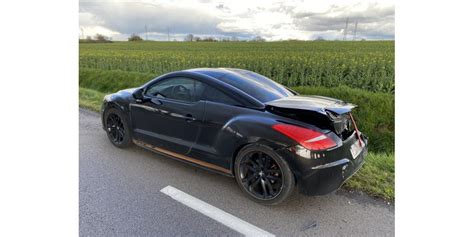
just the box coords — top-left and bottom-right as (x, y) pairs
(101, 68), (368, 205)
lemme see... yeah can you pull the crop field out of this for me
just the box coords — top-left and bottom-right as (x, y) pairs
(79, 41), (395, 200)
(80, 41), (394, 93)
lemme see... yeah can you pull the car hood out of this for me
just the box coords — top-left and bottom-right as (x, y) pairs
(265, 95), (356, 115)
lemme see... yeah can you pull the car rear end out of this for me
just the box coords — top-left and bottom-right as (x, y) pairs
(266, 96), (368, 195)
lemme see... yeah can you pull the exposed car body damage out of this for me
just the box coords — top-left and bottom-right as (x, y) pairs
(266, 96), (357, 140)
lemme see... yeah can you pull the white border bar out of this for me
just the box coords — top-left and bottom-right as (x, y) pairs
(160, 186), (274, 237)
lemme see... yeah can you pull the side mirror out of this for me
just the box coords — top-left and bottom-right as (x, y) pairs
(132, 88), (144, 100)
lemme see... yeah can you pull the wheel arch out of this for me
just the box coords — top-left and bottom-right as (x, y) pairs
(231, 141), (297, 205)
(101, 97), (131, 131)
(222, 115), (298, 176)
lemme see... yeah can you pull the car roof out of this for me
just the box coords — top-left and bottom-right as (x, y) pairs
(184, 68), (229, 79)
(184, 68), (294, 103)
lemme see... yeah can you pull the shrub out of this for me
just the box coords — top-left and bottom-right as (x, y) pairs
(128, 34), (143, 42)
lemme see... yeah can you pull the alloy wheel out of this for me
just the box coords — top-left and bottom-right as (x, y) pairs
(106, 113), (125, 144)
(239, 151), (283, 200)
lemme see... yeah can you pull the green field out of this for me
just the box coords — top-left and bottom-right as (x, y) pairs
(79, 41), (395, 200)
(80, 41), (394, 93)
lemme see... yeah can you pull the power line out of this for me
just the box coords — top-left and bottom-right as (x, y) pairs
(343, 18), (349, 41)
(353, 20), (358, 41)
(145, 25), (148, 40)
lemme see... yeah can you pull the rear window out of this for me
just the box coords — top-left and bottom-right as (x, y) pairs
(202, 85), (242, 106)
(218, 69), (294, 103)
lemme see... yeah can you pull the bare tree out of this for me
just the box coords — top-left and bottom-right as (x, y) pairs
(184, 34), (194, 42)
(94, 34), (111, 42)
(128, 34), (143, 41)
(252, 36), (265, 42)
(80, 34), (112, 43)
(201, 37), (217, 42)
(315, 36), (325, 41)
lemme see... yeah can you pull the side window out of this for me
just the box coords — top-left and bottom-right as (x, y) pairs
(203, 85), (241, 106)
(145, 77), (204, 102)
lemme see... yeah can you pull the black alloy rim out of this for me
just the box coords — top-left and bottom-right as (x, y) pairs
(106, 113), (125, 144)
(239, 151), (283, 200)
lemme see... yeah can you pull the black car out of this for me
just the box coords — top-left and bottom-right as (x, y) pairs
(101, 68), (368, 205)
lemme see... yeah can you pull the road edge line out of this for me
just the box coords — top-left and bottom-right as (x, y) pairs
(160, 185), (275, 237)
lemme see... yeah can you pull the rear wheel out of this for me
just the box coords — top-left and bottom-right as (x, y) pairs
(104, 108), (132, 148)
(234, 144), (295, 205)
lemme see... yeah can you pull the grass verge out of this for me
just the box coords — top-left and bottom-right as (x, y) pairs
(343, 152), (394, 200)
(79, 86), (394, 201)
(293, 86), (394, 153)
(79, 87), (105, 112)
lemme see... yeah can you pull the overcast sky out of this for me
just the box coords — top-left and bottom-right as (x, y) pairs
(79, 0), (394, 41)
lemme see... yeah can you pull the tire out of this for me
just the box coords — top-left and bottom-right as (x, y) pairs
(234, 144), (295, 205)
(104, 107), (132, 148)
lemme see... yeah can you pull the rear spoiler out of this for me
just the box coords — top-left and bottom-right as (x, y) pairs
(325, 104), (357, 115)
(265, 95), (357, 116)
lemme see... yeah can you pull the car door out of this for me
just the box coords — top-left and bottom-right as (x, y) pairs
(130, 77), (205, 155)
(189, 84), (247, 168)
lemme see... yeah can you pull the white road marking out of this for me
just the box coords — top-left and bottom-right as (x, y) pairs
(160, 185), (275, 237)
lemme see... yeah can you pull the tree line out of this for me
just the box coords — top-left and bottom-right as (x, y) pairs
(80, 33), (267, 43)
(80, 33), (341, 43)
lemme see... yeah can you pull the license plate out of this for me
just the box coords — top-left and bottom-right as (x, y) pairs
(350, 140), (365, 159)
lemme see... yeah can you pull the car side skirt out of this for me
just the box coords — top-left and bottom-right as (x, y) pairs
(132, 139), (233, 176)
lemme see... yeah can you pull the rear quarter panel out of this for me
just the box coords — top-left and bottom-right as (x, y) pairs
(189, 101), (298, 172)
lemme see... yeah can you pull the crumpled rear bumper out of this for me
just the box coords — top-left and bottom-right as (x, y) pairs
(276, 132), (368, 196)
(299, 147), (366, 195)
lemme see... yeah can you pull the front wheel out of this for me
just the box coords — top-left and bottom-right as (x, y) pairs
(234, 144), (295, 205)
(104, 108), (132, 148)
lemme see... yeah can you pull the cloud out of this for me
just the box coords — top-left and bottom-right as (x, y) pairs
(80, 2), (220, 35)
(79, 12), (101, 27)
(294, 2), (394, 39)
(80, 25), (121, 38)
(79, 0), (394, 41)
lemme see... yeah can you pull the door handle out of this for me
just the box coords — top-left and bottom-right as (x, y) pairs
(151, 98), (162, 105)
(185, 114), (196, 122)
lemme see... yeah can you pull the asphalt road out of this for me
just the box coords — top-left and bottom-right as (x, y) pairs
(79, 108), (394, 236)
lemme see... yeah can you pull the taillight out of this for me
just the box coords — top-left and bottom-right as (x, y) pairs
(272, 124), (337, 150)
